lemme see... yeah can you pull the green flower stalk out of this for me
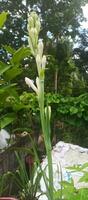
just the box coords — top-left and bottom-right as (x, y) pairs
(25, 12), (54, 200)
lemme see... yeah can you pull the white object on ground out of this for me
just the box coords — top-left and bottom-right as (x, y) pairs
(0, 129), (10, 149)
(37, 141), (88, 200)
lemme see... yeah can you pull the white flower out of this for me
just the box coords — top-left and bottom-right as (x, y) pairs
(45, 106), (51, 120)
(38, 40), (44, 57)
(42, 55), (46, 69)
(36, 20), (41, 33)
(27, 16), (34, 30)
(36, 77), (40, 92)
(36, 54), (41, 74)
(31, 12), (38, 21)
(28, 28), (38, 53)
(28, 37), (34, 54)
(25, 77), (38, 94)
(28, 12), (40, 32)
(29, 28), (38, 38)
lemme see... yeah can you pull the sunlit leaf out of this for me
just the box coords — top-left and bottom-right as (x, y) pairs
(0, 113), (16, 128)
(0, 61), (11, 75)
(11, 46), (31, 65)
(3, 65), (22, 81)
(0, 11), (8, 28)
(3, 45), (15, 54)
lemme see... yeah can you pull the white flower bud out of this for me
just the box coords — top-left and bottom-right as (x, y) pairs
(29, 28), (38, 51)
(36, 54), (41, 74)
(29, 28), (38, 38)
(28, 37), (34, 54)
(27, 17), (34, 31)
(25, 77), (38, 94)
(31, 12), (38, 21)
(38, 40), (44, 57)
(45, 106), (51, 120)
(42, 55), (46, 69)
(36, 20), (41, 33)
(36, 77), (40, 94)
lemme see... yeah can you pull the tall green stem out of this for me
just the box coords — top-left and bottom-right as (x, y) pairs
(38, 79), (54, 200)
(26, 11), (54, 200)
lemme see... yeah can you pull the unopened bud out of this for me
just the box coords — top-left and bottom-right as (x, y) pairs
(36, 77), (40, 94)
(42, 55), (46, 69)
(45, 106), (51, 120)
(36, 20), (41, 33)
(28, 37), (34, 54)
(29, 28), (38, 38)
(38, 40), (44, 57)
(28, 16), (34, 29)
(25, 77), (38, 94)
(36, 54), (41, 74)
(29, 28), (38, 51)
(31, 12), (38, 21)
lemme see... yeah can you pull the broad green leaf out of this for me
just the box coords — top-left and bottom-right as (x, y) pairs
(81, 162), (88, 170)
(0, 113), (16, 128)
(79, 172), (88, 182)
(0, 61), (11, 75)
(0, 83), (17, 94)
(11, 46), (31, 65)
(3, 65), (22, 81)
(3, 45), (15, 54)
(0, 11), (8, 28)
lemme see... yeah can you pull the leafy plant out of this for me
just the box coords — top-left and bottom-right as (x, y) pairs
(11, 152), (42, 200)
(0, 11), (8, 28)
(53, 161), (88, 200)
(55, 180), (88, 200)
(0, 172), (12, 196)
(0, 30), (31, 129)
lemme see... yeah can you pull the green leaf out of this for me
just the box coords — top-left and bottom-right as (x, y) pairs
(0, 61), (11, 75)
(0, 11), (8, 28)
(3, 65), (22, 81)
(70, 107), (78, 114)
(79, 172), (88, 182)
(82, 163), (88, 169)
(3, 45), (15, 54)
(78, 188), (88, 199)
(67, 165), (83, 172)
(61, 180), (77, 200)
(0, 83), (17, 94)
(11, 46), (31, 65)
(0, 113), (16, 128)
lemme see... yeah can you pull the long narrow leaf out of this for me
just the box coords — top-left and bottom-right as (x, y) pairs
(0, 12), (8, 28)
